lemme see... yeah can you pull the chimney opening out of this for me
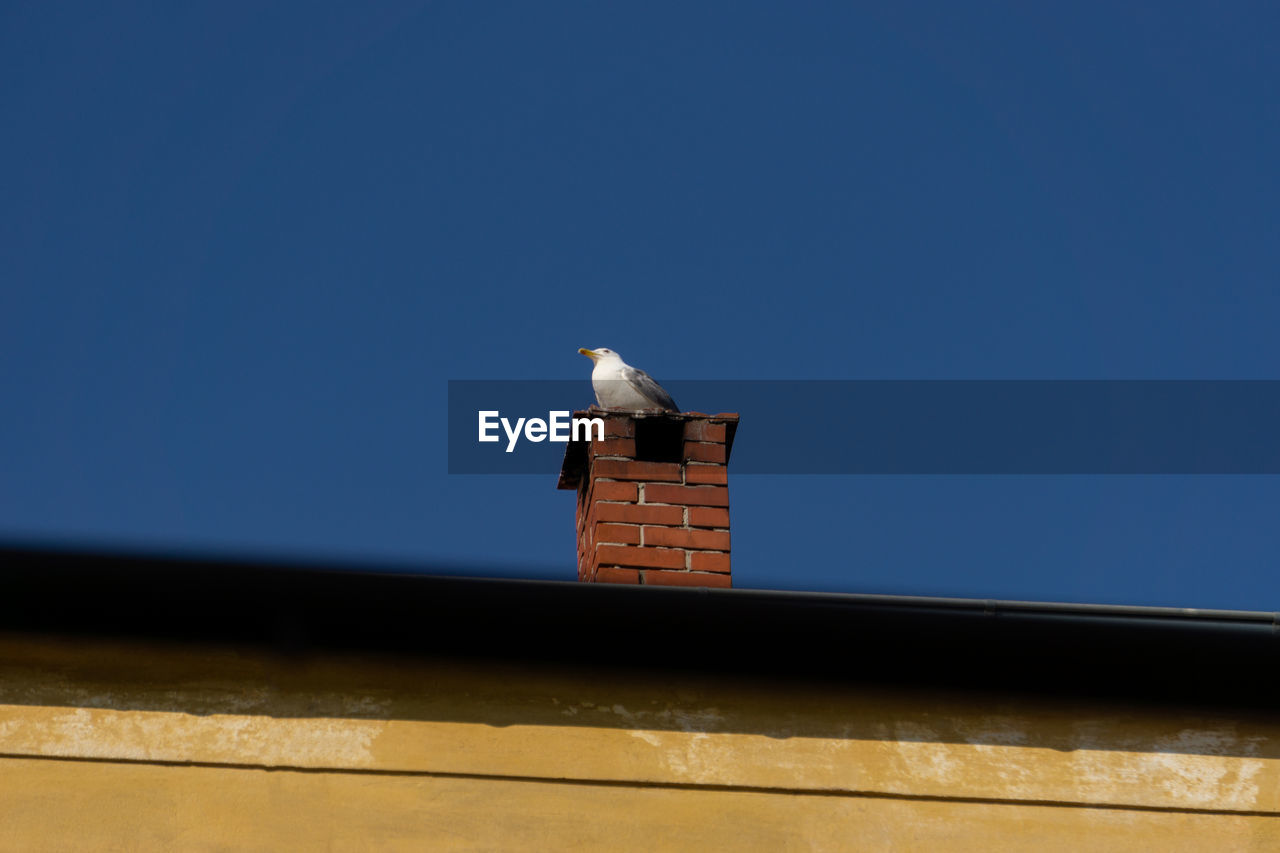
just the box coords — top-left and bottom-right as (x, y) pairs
(633, 417), (684, 463)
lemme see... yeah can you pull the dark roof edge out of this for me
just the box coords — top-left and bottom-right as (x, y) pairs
(3, 540), (1272, 629)
(700, 585), (1280, 626)
(434, 575), (1279, 628)
(2, 543), (1277, 709)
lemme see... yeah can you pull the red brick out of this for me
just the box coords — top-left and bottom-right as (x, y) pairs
(589, 480), (638, 502)
(688, 506), (730, 528)
(643, 526), (731, 551)
(584, 500), (603, 532)
(690, 551), (731, 573)
(643, 484), (729, 507)
(596, 523), (641, 545)
(684, 464), (727, 485)
(591, 459), (683, 482)
(602, 417), (634, 438)
(589, 438), (635, 457)
(683, 421), (726, 442)
(595, 503), (685, 526)
(596, 545), (686, 570)
(595, 567), (641, 584)
(683, 441), (726, 463)
(643, 570), (732, 588)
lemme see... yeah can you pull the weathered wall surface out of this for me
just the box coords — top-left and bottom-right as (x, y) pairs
(1, 636), (1277, 850)
(6, 757), (1278, 853)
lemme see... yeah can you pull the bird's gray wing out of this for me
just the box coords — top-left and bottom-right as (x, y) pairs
(622, 364), (679, 411)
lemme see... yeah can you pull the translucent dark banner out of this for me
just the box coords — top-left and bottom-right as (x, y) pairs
(448, 380), (1280, 475)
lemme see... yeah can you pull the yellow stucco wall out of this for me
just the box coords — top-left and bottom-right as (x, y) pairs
(1, 635), (1277, 850)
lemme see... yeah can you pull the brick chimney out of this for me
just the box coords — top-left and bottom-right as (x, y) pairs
(558, 411), (739, 588)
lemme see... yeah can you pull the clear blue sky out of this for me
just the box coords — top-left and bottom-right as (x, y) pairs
(3, 2), (1278, 608)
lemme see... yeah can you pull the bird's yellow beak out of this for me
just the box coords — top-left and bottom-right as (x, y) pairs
(578, 348), (598, 361)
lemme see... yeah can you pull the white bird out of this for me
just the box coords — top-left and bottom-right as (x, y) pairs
(578, 348), (680, 412)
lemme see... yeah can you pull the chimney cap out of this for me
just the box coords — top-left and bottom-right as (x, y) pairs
(557, 410), (739, 490)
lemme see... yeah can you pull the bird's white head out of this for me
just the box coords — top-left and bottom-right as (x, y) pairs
(578, 347), (624, 365)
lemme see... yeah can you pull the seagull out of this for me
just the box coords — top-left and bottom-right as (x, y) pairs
(578, 348), (680, 412)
